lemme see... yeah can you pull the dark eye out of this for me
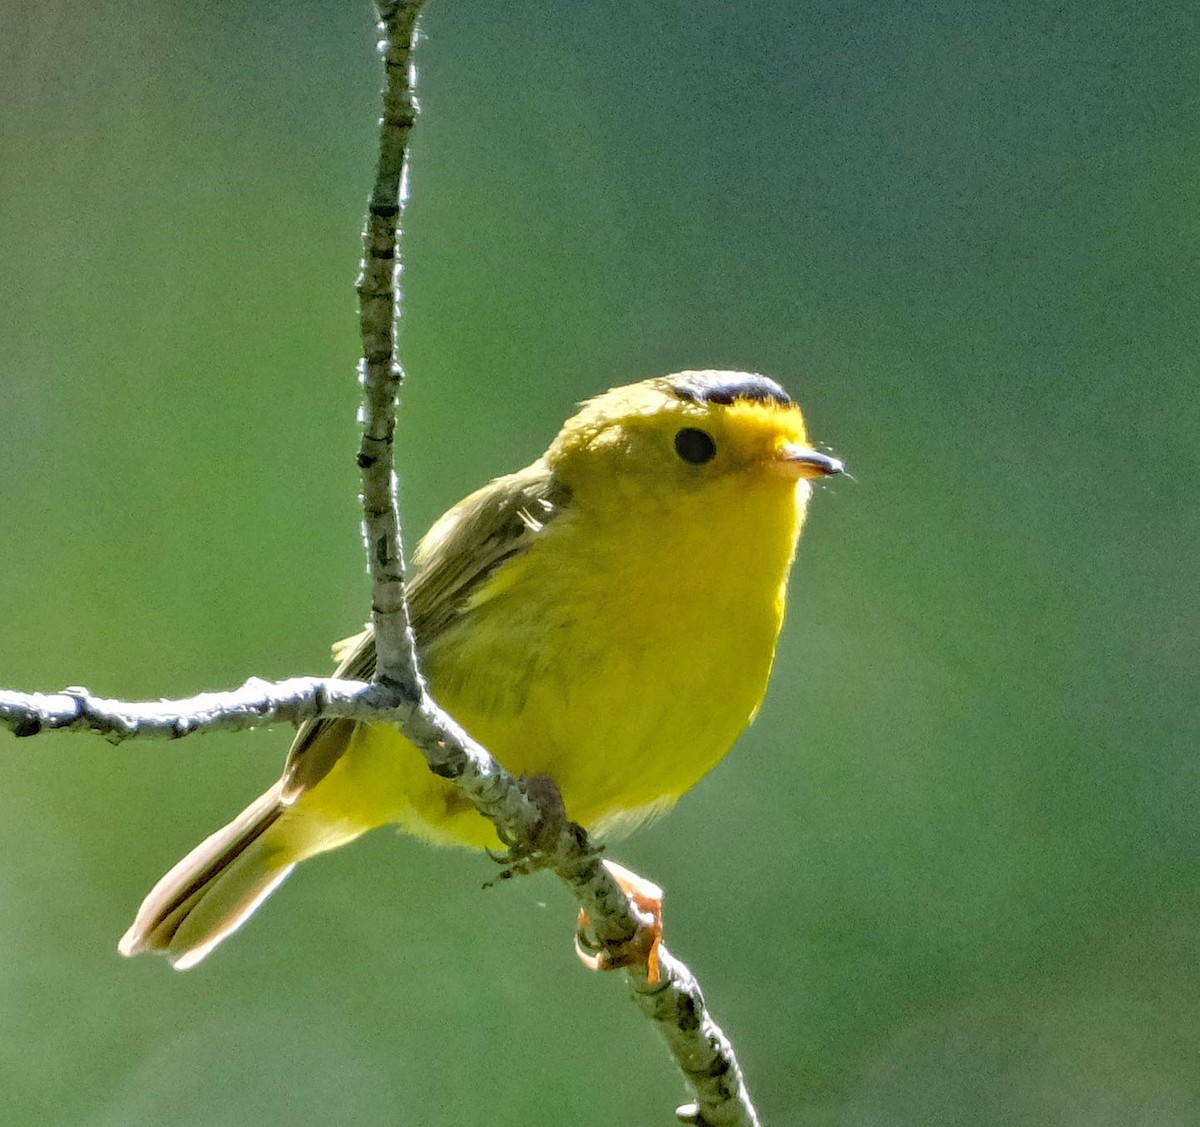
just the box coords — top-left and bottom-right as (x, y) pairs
(674, 427), (717, 465)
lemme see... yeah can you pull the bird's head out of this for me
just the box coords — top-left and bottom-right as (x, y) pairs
(547, 370), (842, 508)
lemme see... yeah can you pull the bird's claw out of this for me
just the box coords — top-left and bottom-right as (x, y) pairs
(575, 861), (664, 985)
(483, 774), (588, 886)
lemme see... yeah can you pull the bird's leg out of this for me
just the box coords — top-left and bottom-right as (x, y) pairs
(482, 781), (663, 982)
(486, 774), (581, 880)
(575, 860), (664, 985)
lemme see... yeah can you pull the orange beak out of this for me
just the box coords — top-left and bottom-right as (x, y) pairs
(772, 443), (844, 480)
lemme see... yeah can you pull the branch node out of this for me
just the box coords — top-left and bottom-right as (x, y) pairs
(371, 673), (420, 709)
(11, 716), (42, 738)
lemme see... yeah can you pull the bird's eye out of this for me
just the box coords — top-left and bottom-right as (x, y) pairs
(674, 427), (717, 465)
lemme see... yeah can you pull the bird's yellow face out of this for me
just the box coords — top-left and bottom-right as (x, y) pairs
(546, 370), (841, 508)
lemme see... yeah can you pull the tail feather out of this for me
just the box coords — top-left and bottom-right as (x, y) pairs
(119, 782), (291, 969)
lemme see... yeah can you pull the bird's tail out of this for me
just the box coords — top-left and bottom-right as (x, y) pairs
(118, 781), (358, 970)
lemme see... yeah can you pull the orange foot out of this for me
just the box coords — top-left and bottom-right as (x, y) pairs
(575, 860), (664, 985)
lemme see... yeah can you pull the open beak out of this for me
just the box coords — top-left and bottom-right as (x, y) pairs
(773, 443), (844, 480)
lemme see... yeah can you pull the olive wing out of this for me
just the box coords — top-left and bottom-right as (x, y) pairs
(280, 460), (571, 800)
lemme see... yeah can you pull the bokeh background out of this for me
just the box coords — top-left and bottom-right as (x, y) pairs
(2, 1), (1198, 1123)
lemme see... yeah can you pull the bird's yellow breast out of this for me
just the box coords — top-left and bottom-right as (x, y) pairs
(310, 463), (807, 851)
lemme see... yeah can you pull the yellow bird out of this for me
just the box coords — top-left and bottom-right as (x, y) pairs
(119, 371), (842, 969)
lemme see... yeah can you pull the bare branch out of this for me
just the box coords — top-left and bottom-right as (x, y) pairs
(0, 2), (764, 1123)
(356, 0), (426, 690)
(349, 4), (763, 1122)
(635, 950), (762, 1127)
(0, 678), (382, 743)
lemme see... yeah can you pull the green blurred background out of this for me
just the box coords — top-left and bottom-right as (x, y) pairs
(2, 1), (1198, 1123)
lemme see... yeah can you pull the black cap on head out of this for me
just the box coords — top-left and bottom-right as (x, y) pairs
(668, 370), (794, 408)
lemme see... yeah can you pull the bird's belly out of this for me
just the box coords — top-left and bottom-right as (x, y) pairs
(317, 506), (793, 850)
(310, 596), (781, 852)
(424, 577), (781, 841)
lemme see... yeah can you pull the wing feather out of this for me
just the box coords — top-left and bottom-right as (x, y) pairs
(281, 460), (570, 799)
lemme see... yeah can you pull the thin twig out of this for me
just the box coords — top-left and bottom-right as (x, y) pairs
(352, 4), (762, 1122)
(0, 678), (383, 743)
(356, 0), (425, 691)
(634, 950), (762, 1127)
(0, 3), (764, 1123)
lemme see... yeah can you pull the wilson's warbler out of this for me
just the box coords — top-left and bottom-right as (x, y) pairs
(120, 371), (842, 969)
